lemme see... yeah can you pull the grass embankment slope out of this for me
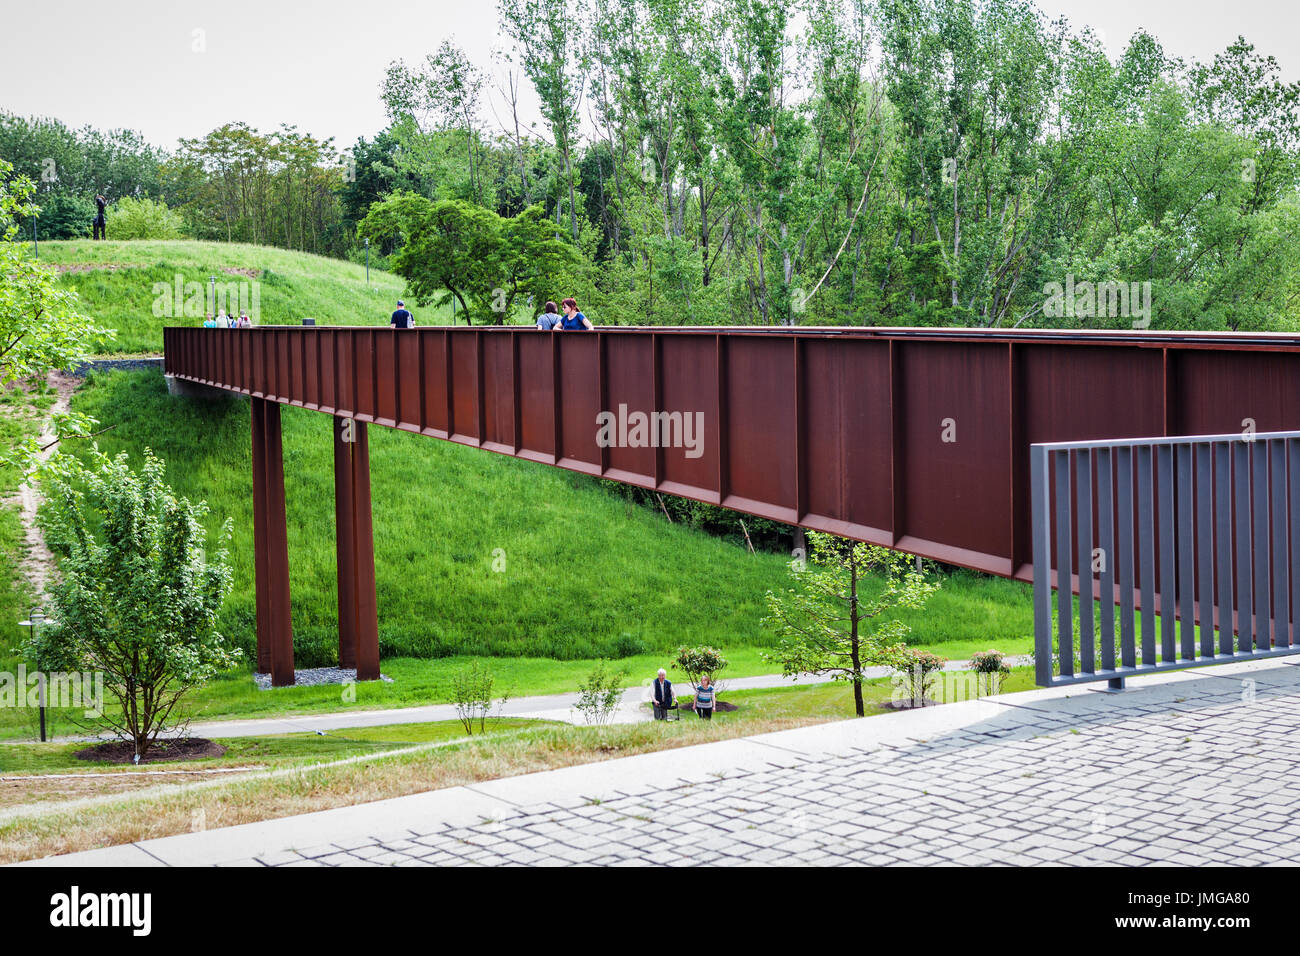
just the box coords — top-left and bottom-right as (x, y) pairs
(36, 239), (462, 354)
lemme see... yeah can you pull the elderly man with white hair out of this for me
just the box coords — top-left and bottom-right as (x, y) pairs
(651, 668), (674, 720)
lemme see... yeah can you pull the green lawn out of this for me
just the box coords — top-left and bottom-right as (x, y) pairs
(0, 717), (544, 774)
(36, 239), (470, 354)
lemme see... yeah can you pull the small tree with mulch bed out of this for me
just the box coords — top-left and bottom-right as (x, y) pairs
(28, 448), (238, 761)
(674, 644), (729, 705)
(763, 533), (940, 717)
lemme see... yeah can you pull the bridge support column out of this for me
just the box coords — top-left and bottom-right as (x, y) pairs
(251, 397), (295, 687)
(334, 416), (380, 680)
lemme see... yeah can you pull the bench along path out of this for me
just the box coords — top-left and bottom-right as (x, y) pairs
(25, 657), (1300, 867)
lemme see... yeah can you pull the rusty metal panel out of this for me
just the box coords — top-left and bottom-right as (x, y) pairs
(397, 333), (423, 431)
(419, 331), (449, 436)
(304, 330), (320, 408)
(557, 332), (602, 474)
(450, 332), (480, 443)
(724, 335), (797, 524)
(800, 337), (893, 544)
(602, 331), (656, 487)
(375, 331), (398, 426)
(335, 330), (355, 417)
(897, 341), (1013, 575)
(482, 331), (516, 452)
(1170, 349), (1300, 435)
(517, 333), (557, 461)
(317, 329), (337, 413)
(352, 330), (376, 421)
(657, 333), (720, 501)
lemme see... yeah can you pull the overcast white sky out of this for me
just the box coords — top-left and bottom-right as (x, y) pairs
(1, 0), (1296, 153)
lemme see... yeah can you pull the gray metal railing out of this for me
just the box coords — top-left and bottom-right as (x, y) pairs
(1031, 430), (1300, 687)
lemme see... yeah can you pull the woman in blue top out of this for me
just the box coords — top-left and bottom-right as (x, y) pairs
(694, 675), (716, 719)
(558, 297), (593, 330)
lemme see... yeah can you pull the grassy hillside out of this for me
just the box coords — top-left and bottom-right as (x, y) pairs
(65, 369), (1036, 670)
(36, 239), (464, 354)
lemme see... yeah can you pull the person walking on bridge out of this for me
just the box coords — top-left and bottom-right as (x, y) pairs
(536, 300), (562, 330)
(557, 297), (592, 331)
(391, 300), (414, 329)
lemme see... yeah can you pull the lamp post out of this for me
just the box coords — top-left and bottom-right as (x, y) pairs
(209, 275), (217, 317)
(364, 237), (370, 285)
(18, 607), (53, 742)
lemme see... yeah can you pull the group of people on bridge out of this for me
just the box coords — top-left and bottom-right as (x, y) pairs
(388, 298), (595, 331)
(202, 310), (252, 328)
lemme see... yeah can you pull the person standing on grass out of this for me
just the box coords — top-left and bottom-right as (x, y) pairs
(652, 668), (674, 720)
(557, 297), (592, 331)
(92, 193), (107, 240)
(536, 300), (562, 331)
(391, 300), (414, 329)
(694, 675), (715, 720)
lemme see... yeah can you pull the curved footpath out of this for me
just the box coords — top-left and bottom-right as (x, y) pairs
(148, 656), (1035, 741)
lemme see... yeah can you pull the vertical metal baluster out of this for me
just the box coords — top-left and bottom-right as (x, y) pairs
(1252, 440), (1271, 651)
(1196, 443), (1215, 659)
(1216, 442), (1235, 656)
(1031, 444), (1054, 687)
(1158, 445), (1177, 664)
(1177, 443), (1195, 661)
(1138, 446), (1157, 666)
(1271, 439), (1289, 649)
(1118, 447), (1137, 670)
(1076, 449), (1094, 674)
(1055, 450), (1075, 677)
(1097, 447), (1116, 673)
(1235, 442), (1253, 654)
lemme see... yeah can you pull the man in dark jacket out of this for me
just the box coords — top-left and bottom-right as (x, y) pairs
(652, 668), (674, 720)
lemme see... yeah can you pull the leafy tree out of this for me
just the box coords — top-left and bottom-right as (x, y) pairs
(359, 194), (577, 324)
(30, 192), (95, 240)
(0, 159), (110, 471)
(763, 532), (939, 717)
(30, 449), (237, 761)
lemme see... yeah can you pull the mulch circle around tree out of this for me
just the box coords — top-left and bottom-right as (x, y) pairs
(681, 700), (739, 713)
(74, 738), (226, 764)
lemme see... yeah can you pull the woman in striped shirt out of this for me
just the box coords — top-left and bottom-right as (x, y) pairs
(694, 675), (716, 720)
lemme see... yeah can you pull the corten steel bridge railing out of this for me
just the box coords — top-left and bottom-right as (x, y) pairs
(1032, 431), (1300, 689)
(163, 324), (1300, 686)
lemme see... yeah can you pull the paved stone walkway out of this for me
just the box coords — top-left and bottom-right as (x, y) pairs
(23, 657), (1299, 867)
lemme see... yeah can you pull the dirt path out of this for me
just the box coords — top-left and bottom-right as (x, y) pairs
(14, 370), (79, 602)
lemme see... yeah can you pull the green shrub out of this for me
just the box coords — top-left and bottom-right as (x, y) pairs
(674, 644), (729, 694)
(574, 659), (627, 725)
(449, 661), (507, 734)
(106, 197), (186, 240)
(887, 647), (947, 707)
